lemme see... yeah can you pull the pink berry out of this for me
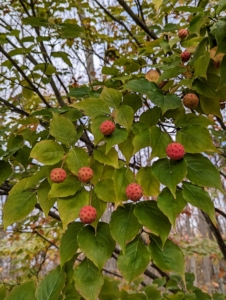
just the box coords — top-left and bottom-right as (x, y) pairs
(126, 183), (143, 202)
(180, 50), (191, 62)
(166, 143), (185, 160)
(50, 168), (67, 183)
(99, 120), (116, 136)
(79, 205), (97, 224)
(78, 167), (94, 183)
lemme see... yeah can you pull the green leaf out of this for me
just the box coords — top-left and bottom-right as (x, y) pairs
(33, 63), (56, 75)
(65, 148), (89, 175)
(134, 201), (171, 244)
(52, 51), (72, 67)
(72, 98), (110, 118)
(149, 235), (185, 278)
(60, 222), (83, 266)
(102, 66), (119, 76)
(193, 78), (217, 98)
(68, 86), (91, 98)
(60, 23), (84, 39)
(48, 176), (81, 199)
(99, 277), (120, 300)
(152, 158), (187, 198)
(36, 266), (66, 300)
(120, 290), (148, 300)
(101, 87), (122, 108)
(136, 167), (160, 196)
(148, 92), (182, 114)
(58, 188), (89, 230)
(124, 78), (157, 94)
(185, 153), (223, 191)
(118, 132), (135, 163)
(113, 167), (134, 205)
(113, 105), (134, 131)
(77, 222), (115, 270)
(95, 179), (116, 203)
(109, 203), (142, 254)
(3, 191), (36, 229)
(157, 188), (186, 227)
(157, 66), (186, 82)
(200, 95), (221, 119)
(218, 55), (226, 90)
(123, 93), (142, 112)
(9, 178), (29, 195)
(150, 127), (172, 159)
(74, 258), (104, 300)
(117, 238), (150, 282)
(182, 182), (216, 225)
(142, 285), (162, 300)
(38, 179), (56, 217)
(50, 113), (77, 147)
(133, 129), (151, 154)
(22, 16), (49, 27)
(189, 12), (209, 34)
(0, 285), (6, 299)
(177, 126), (216, 153)
(0, 161), (12, 185)
(30, 140), (64, 165)
(140, 107), (161, 127)
(175, 114), (213, 128)
(5, 281), (36, 300)
(93, 146), (119, 168)
(216, 20), (226, 54)
(194, 51), (210, 79)
(105, 128), (128, 154)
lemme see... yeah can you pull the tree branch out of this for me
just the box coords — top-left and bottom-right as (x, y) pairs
(0, 45), (51, 107)
(202, 211), (226, 261)
(94, 0), (141, 47)
(35, 203), (61, 222)
(215, 207), (226, 219)
(116, 0), (158, 40)
(0, 96), (30, 116)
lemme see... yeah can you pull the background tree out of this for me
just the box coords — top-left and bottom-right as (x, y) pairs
(0, 0), (226, 299)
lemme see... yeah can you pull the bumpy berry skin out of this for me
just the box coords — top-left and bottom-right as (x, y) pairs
(79, 205), (97, 224)
(50, 168), (67, 183)
(178, 29), (189, 39)
(183, 93), (199, 109)
(145, 70), (160, 82)
(166, 143), (185, 160)
(180, 50), (191, 62)
(126, 183), (143, 202)
(100, 120), (116, 136)
(78, 167), (93, 183)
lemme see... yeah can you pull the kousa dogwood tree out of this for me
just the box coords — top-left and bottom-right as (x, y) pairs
(0, 0), (226, 299)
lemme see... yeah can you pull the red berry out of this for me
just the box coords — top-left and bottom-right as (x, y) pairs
(166, 143), (185, 160)
(126, 183), (143, 202)
(78, 167), (93, 183)
(180, 50), (191, 62)
(183, 93), (199, 109)
(50, 168), (67, 183)
(99, 120), (116, 136)
(178, 29), (189, 39)
(79, 205), (97, 224)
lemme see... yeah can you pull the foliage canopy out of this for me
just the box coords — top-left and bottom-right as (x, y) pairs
(0, 0), (226, 299)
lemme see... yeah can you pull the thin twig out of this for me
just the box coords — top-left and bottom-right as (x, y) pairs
(116, 0), (158, 40)
(0, 46), (51, 107)
(0, 96), (30, 116)
(94, 0), (141, 47)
